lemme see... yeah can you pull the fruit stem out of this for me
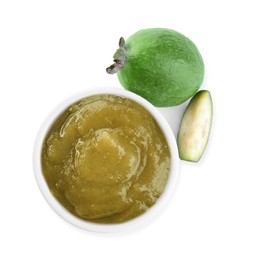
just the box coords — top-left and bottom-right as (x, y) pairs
(106, 37), (127, 74)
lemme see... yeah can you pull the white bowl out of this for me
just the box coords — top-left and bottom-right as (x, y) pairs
(33, 87), (179, 233)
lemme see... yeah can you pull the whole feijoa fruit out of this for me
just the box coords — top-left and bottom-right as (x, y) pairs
(106, 28), (204, 107)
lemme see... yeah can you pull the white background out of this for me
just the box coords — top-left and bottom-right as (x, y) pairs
(1, 0), (260, 259)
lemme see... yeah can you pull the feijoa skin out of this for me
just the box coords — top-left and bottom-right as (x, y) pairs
(107, 28), (204, 107)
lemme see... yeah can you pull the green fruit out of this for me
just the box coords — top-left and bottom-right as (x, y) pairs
(177, 90), (213, 162)
(106, 28), (204, 107)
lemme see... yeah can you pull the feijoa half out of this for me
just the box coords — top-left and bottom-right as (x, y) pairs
(177, 90), (212, 162)
(106, 28), (204, 107)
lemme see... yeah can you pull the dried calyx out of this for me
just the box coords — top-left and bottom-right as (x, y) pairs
(106, 37), (127, 74)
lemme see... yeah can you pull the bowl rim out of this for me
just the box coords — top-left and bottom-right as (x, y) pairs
(33, 87), (179, 233)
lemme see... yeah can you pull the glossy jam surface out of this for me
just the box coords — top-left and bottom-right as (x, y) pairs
(41, 94), (171, 223)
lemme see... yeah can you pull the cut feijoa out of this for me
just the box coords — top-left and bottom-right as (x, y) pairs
(177, 90), (212, 162)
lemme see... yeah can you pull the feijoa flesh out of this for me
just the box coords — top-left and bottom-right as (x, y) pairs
(177, 90), (212, 162)
(107, 28), (204, 107)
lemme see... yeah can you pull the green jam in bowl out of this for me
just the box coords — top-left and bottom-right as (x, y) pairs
(41, 94), (171, 224)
